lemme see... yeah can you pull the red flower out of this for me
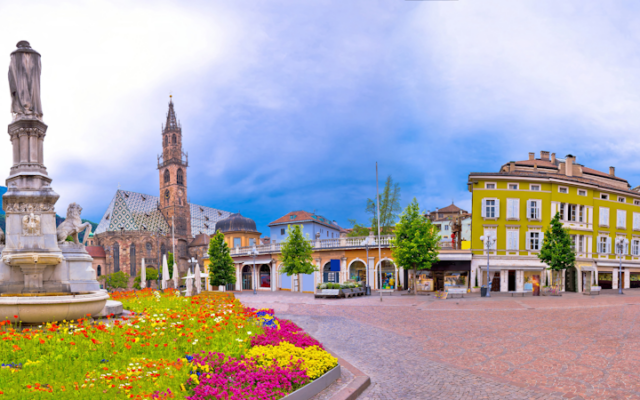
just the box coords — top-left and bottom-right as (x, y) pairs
(13, 315), (17, 319)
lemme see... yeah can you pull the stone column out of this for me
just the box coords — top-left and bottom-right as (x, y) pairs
(341, 257), (347, 283)
(625, 268), (630, 289)
(19, 131), (28, 163)
(613, 269), (619, 290)
(315, 258), (322, 291)
(500, 270), (508, 292)
(29, 133), (38, 163)
(368, 257), (376, 289)
(577, 269), (583, 293)
(516, 270), (524, 292)
(235, 264), (242, 291)
(11, 135), (19, 165)
(271, 263), (276, 291)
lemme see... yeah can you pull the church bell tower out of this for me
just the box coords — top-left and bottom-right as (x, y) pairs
(158, 96), (191, 238)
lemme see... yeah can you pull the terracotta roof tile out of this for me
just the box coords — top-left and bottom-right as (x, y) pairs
(469, 171), (633, 193)
(86, 246), (106, 258)
(269, 210), (342, 230)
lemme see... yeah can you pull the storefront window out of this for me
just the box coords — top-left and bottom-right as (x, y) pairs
(444, 272), (468, 288)
(416, 271), (434, 291)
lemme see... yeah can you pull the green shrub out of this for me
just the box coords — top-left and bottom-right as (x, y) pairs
(133, 268), (159, 289)
(99, 271), (130, 290)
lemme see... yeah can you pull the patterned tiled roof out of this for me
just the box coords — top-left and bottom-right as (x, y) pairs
(95, 190), (231, 238)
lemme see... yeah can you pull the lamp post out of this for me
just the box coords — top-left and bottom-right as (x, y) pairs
(480, 235), (496, 297)
(250, 245), (259, 295)
(360, 236), (373, 296)
(188, 257), (197, 276)
(616, 237), (629, 295)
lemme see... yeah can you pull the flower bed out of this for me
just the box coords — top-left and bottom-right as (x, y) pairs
(0, 288), (337, 398)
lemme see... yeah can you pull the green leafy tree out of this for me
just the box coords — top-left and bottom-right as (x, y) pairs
(538, 212), (575, 292)
(367, 175), (401, 235)
(347, 219), (371, 237)
(390, 198), (440, 296)
(99, 271), (130, 290)
(280, 225), (316, 280)
(133, 268), (158, 289)
(167, 251), (174, 277)
(208, 231), (236, 289)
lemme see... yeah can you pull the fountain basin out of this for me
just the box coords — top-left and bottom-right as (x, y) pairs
(0, 290), (109, 323)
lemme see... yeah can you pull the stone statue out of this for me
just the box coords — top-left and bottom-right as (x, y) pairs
(8, 41), (42, 121)
(57, 203), (92, 245)
(22, 204), (41, 236)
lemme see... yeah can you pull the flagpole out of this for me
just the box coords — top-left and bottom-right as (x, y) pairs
(172, 215), (176, 288)
(376, 162), (383, 302)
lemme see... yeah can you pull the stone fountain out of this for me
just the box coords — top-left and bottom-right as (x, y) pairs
(0, 41), (108, 323)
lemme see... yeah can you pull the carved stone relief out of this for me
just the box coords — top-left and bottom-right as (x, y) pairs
(22, 205), (41, 236)
(4, 202), (55, 213)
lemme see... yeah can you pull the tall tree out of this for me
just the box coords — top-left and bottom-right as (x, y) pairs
(207, 231), (236, 290)
(346, 219), (371, 237)
(167, 251), (174, 278)
(538, 212), (575, 293)
(280, 225), (316, 280)
(390, 198), (440, 296)
(366, 175), (401, 235)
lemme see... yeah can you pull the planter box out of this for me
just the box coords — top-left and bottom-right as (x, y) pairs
(342, 289), (353, 295)
(470, 287), (480, 293)
(282, 365), (341, 400)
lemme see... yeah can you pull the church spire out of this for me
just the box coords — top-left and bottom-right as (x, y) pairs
(164, 95), (180, 132)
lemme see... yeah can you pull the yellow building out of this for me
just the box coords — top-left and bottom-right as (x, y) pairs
(468, 151), (640, 293)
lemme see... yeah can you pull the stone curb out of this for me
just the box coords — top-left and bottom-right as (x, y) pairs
(325, 349), (371, 400)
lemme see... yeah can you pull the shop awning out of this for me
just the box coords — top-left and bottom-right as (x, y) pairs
(242, 258), (274, 266)
(478, 266), (545, 271)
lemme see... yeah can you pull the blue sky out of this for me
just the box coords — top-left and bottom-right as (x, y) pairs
(2, 1), (640, 235)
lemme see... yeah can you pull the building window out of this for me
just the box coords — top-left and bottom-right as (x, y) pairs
(634, 213), (640, 230)
(172, 134), (177, 144)
(483, 199), (497, 218)
(601, 193), (609, 200)
(578, 190), (587, 196)
(635, 200), (640, 206)
(617, 209), (627, 229)
(130, 244), (136, 277)
(485, 183), (496, 189)
(600, 207), (610, 227)
(444, 225), (449, 231)
(177, 169), (184, 185)
(146, 242), (152, 257)
(506, 199), (520, 220)
(327, 231), (329, 237)
(527, 232), (541, 251)
(506, 230), (519, 250)
(527, 200), (541, 220)
(558, 187), (568, 194)
(633, 239), (640, 256)
(598, 236), (610, 254)
(233, 238), (242, 248)
(618, 197), (626, 203)
(164, 169), (170, 184)
(530, 184), (540, 191)
(165, 136), (168, 146)
(570, 234), (576, 251)
(113, 243), (120, 273)
(482, 229), (497, 250)
(249, 238), (255, 246)
(280, 228), (285, 235)
(508, 183), (518, 190)
(97, 265), (102, 277)
(578, 235), (584, 253)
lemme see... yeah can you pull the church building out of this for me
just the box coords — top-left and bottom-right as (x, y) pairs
(92, 98), (232, 281)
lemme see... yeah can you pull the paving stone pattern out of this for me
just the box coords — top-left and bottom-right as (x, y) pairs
(239, 290), (640, 400)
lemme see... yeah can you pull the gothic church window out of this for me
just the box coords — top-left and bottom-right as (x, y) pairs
(172, 135), (177, 144)
(146, 242), (152, 257)
(97, 265), (102, 277)
(130, 244), (136, 277)
(177, 169), (184, 185)
(164, 170), (170, 184)
(165, 135), (168, 146)
(113, 243), (120, 273)
(164, 190), (170, 205)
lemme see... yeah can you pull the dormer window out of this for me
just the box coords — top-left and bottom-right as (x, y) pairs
(290, 215), (297, 220)
(124, 192), (129, 198)
(200, 207), (204, 212)
(105, 213), (110, 220)
(204, 216), (209, 221)
(141, 195), (146, 201)
(619, 197), (626, 203)
(204, 223), (209, 229)
(601, 193), (609, 200)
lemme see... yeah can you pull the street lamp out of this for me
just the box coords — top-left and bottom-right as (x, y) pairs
(615, 237), (629, 295)
(480, 235), (496, 297)
(188, 257), (197, 276)
(360, 236), (374, 295)
(249, 245), (259, 295)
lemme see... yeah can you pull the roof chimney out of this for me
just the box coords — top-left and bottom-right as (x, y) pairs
(529, 152), (535, 160)
(551, 153), (556, 163)
(565, 154), (575, 177)
(509, 161), (516, 172)
(541, 151), (550, 161)
(610, 166), (615, 177)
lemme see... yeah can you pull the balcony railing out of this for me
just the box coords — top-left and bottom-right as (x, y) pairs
(230, 235), (394, 256)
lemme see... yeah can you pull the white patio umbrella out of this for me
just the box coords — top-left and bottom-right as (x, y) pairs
(194, 262), (202, 294)
(141, 258), (146, 289)
(162, 254), (170, 290)
(172, 263), (180, 289)
(182, 272), (194, 297)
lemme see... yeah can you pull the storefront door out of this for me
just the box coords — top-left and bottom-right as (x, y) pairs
(566, 267), (577, 292)
(599, 272), (612, 289)
(508, 270), (516, 291)
(631, 272), (640, 288)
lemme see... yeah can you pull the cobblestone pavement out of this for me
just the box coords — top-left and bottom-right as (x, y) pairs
(310, 362), (354, 400)
(238, 290), (640, 400)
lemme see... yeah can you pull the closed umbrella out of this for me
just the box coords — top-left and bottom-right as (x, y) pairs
(162, 255), (170, 290)
(194, 262), (202, 294)
(173, 263), (180, 289)
(141, 258), (146, 289)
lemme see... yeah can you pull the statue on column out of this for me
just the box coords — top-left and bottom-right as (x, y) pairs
(8, 41), (42, 121)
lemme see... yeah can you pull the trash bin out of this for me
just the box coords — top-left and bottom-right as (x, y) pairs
(365, 285), (371, 296)
(481, 286), (488, 297)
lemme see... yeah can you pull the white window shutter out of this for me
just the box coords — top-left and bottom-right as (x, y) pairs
(634, 213), (640, 230)
(525, 232), (531, 250)
(506, 231), (512, 249)
(536, 201), (542, 220)
(506, 199), (512, 219)
(527, 200), (532, 218)
(514, 199), (520, 219)
(539, 232), (544, 248)
(604, 208), (609, 225)
(512, 231), (519, 250)
(495, 199), (500, 219)
(481, 199), (486, 218)
(607, 237), (612, 254)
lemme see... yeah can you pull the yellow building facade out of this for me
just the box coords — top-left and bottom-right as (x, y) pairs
(469, 151), (640, 293)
